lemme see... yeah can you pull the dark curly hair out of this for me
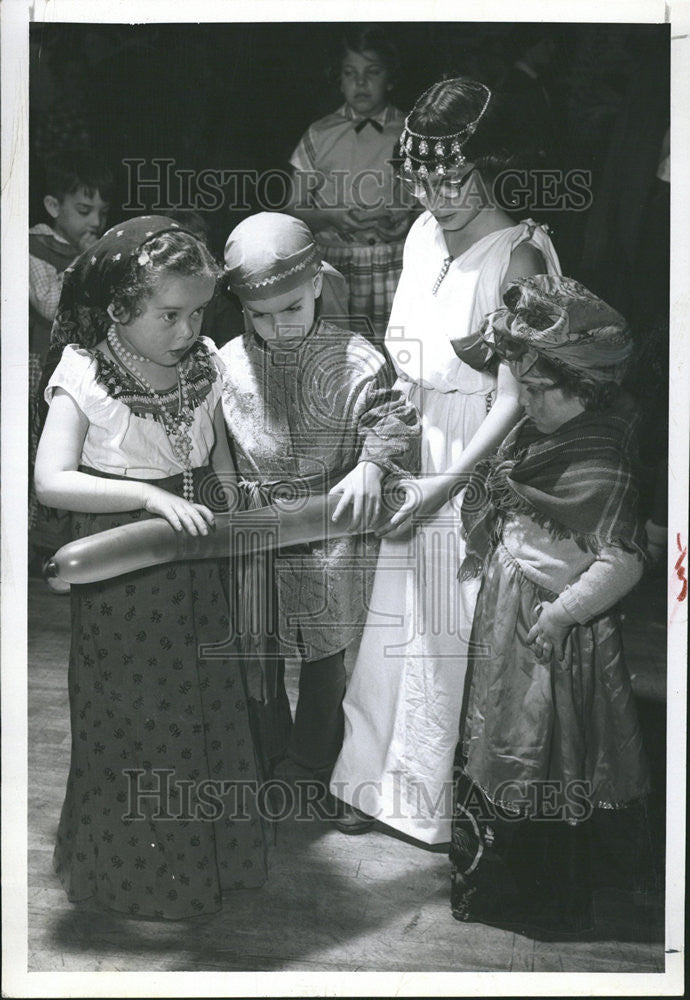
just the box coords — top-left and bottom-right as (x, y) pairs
(109, 228), (221, 324)
(43, 150), (114, 203)
(406, 77), (528, 184)
(529, 354), (623, 412)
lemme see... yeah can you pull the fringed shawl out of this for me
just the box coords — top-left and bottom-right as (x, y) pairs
(460, 392), (646, 580)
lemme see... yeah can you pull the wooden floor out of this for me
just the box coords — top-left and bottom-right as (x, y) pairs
(27, 573), (667, 974)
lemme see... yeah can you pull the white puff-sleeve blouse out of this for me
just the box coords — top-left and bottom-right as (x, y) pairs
(45, 337), (223, 480)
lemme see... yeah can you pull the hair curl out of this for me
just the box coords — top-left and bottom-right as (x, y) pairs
(529, 354), (623, 412)
(109, 229), (221, 324)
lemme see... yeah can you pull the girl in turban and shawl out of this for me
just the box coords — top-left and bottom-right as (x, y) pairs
(450, 274), (653, 935)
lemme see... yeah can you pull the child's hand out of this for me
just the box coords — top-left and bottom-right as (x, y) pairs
(347, 206), (390, 224)
(376, 475), (456, 539)
(329, 462), (385, 533)
(526, 601), (574, 662)
(347, 207), (411, 241)
(143, 485), (216, 536)
(334, 210), (363, 235)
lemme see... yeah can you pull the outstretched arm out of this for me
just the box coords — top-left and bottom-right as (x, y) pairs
(329, 354), (421, 532)
(380, 361), (520, 536)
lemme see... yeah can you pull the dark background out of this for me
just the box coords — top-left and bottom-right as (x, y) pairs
(30, 19), (671, 500)
(29, 20), (669, 302)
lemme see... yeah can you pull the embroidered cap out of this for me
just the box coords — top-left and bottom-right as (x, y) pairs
(224, 213), (322, 301)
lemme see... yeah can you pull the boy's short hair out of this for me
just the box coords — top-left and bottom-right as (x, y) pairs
(42, 150), (114, 203)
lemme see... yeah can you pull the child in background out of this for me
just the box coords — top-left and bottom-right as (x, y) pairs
(287, 24), (415, 340)
(34, 217), (268, 919)
(30, 152), (112, 396)
(29, 152), (113, 568)
(451, 275), (651, 935)
(219, 212), (420, 788)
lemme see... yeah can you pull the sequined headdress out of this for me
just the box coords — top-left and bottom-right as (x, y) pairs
(399, 80), (492, 178)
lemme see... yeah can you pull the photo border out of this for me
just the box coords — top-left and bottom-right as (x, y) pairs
(2, 0), (686, 996)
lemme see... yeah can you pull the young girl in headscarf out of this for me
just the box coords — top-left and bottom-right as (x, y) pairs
(34, 217), (268, 919)
(451, 275), (652, 935)
(330, 77), (561, 840)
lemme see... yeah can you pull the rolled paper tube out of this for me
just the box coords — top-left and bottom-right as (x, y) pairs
(45, 493), (369, 585)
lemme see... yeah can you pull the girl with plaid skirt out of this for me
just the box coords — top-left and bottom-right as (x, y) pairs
(287, 25), (415, 340)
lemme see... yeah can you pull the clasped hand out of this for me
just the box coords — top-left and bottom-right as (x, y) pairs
(346, 206), (411, 240)
(525, 600), (573, 662)
(329, 461), (385, 532)
(376, 474), (460, 539)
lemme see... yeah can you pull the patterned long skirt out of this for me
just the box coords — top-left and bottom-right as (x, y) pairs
(53, 495), (268, 919)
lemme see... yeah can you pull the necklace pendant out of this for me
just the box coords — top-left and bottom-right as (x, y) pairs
(183, 469), (194, 503)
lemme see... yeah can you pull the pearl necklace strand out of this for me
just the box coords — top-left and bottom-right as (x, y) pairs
(107, 326), (195, 502)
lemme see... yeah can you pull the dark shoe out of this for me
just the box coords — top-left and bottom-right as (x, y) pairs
(450, 869), (478, 922)
(332, 800), (375, 835)
(450, 849), (524, 926)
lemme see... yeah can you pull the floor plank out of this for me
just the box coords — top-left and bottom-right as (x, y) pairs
(26, 574), (666, 973)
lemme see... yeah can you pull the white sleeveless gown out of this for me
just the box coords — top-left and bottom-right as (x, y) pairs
(330, 214), (561, 843)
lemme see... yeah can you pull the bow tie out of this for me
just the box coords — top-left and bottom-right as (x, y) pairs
(354, 118), (384, 134)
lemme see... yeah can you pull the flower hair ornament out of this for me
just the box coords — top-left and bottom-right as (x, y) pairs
(399, 81), (492, 178)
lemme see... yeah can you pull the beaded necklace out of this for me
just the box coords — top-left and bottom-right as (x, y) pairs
(432, 255), (454, 296)
(107, 325), (195, 502)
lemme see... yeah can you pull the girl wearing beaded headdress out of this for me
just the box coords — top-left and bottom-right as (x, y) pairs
(34, 217), (269, 918)
(330, 78), (562, 841)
